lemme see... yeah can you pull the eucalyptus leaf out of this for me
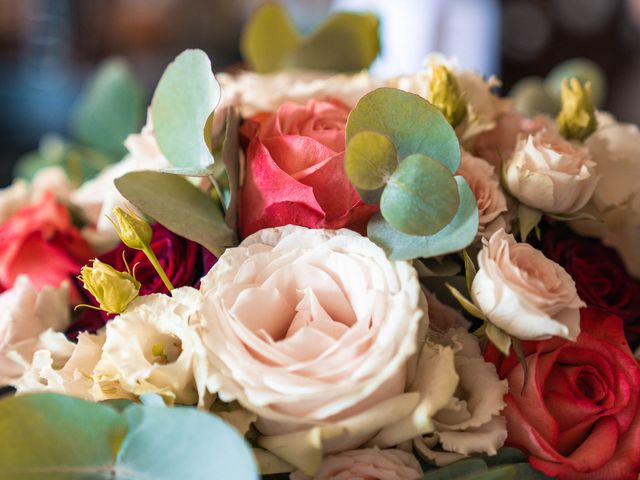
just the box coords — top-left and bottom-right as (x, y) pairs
(347, 88), (461, 173)
(381, 154), (459, 236)
(345, 131), (397, 190)
(151, 49), (220, 171)
(240, 3), (301, 73)
(0, 393), (259, 479)
(115, 171), (233, 255)
(282, 12), (380, 72)
(159, 165), (217, 177)
(222, 107), (240, 235)
(422, 458), (488, 479)
(71, 58), (144, 157)
(368, 176), (479, 260)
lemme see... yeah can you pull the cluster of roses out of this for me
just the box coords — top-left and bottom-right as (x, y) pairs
(1, 55), (639, 480)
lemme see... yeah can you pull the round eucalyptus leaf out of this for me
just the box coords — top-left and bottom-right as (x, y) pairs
(151, 49), (220, 170)
(381, 154), (459, 236)
(345, 131), (397, 190)
(347, 87), (461, 173)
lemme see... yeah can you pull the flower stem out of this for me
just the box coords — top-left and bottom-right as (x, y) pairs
(143, 246), (174, 292)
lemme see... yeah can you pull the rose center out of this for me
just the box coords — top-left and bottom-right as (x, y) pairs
(576, 370), (607, 403)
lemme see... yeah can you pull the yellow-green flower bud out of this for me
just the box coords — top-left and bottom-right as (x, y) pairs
(556, 78), (597, 141)
(428, 65), (467, 128)
(79, 259), (141, 314)
(111, 207), (152, 251)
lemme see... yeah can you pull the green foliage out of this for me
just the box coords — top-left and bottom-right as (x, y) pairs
(0, 393), (258, 479)
(71, 58), (144, 157)
(240, 3), (379, 73)
(381, 154), (459, 236)
(346, 88), (460, 173)
(115, 171), (233, 256)
(517, 204), (542, 241)
(14, 135), (113, 186)
(344, 131), (397, 191)
(151, 49), (220, 174)
(367, 177), (479, 260)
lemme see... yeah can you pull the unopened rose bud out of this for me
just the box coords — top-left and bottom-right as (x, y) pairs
(111, 207), (152, 251)
(79, 259), (140, 314)
(428, 64), (467, 127)
(556, 78), (597, 141)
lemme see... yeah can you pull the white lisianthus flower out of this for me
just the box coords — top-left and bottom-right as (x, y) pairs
(570, 112), (640, 278)
(92, 287), (208, 405)
(217, 70), (381, 117)
(471, 229), (584, 341)
(11, 330), (106, 400)
(290, 448), (422, 480)
(415, 327), (507, 466)
(71, 111), (169, 252)
(199, 226), (458, 475)
(0, 276), (70, 382)
(505, 130), (599, 214)
(456, 151), (510, 239)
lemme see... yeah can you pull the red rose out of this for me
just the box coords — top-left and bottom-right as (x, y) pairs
(0, 192), (92, 296)
(485, 308), (640, 479)
(238, 99), (377, 238)
(543, 226), (640, 346)
(68, 223), (213, 337)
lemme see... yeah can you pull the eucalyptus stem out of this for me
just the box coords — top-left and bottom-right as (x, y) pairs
(143, 246), (174, 291)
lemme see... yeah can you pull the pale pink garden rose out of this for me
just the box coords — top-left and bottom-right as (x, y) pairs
(505, 130), (599, 214)
(471, 229), (584, 341)
(456, 151), (510, 239)
(290, 448), (422, 480)
(473, 111), (554, 170)
(415, 327), (507, 466)
(0, 275), (70, 382)
(199, 226), (458, 475)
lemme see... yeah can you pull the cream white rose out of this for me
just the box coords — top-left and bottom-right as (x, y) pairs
(0, 276), (70, 382)
(92, 287), (207, 405)
(415, 327), (507, 466)
(570, 112), (640, 278)
(218, 70), (381, 117)
(471, 229), (584, 341)
(199, 226), (458, 474)
(290, 448), (422, 480)
(505, 130), (599, 214)
(457, 151), (510, 238)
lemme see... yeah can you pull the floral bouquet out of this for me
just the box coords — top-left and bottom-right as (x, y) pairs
(1, 5), (639, 480)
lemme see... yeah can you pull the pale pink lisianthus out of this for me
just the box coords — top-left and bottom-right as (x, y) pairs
(471, 229), (585, 341)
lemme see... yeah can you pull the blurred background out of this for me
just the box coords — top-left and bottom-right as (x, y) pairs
(1, 0), (639, 186)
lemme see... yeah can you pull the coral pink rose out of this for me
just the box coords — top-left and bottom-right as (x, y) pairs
(238, 99), (377, 239)
(485, 308), (640, 480)
(0, 193), (93, 296)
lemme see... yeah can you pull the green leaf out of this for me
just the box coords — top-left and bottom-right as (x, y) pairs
(422, 458), (488, 479)
(446, 283), (486, 320)
(345, 131), (397, 191)
(463, 249), (477, 294)
(71, 58), (144, 157)
(117, 404), (258, 479)
(115, 171), (233, 255)
(282, 12), (380, 72)
(151, 49), (220, 171)
(222, 107), (241, 235)
(0, 393), (127, 479)
(469, 465), (517, 480)
(482, 448), (528, 466)
(381, 154), (459, 236)
(347, 88), (461, 173)
(517, 204), (542, 241)
(368, 176), (479, 260)
(512, 338), (530, 395)
(14, 135), (114, 185)
(0, 393), (259, 479)
(240, 3), (301, 73)
(486, 323), (512, 355)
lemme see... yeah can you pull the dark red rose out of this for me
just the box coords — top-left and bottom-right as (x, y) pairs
(543, 226), (640, 346)
(485, 308), (640, 479)
(238, 99), (377, 239)
(67, 223), (214, 337)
